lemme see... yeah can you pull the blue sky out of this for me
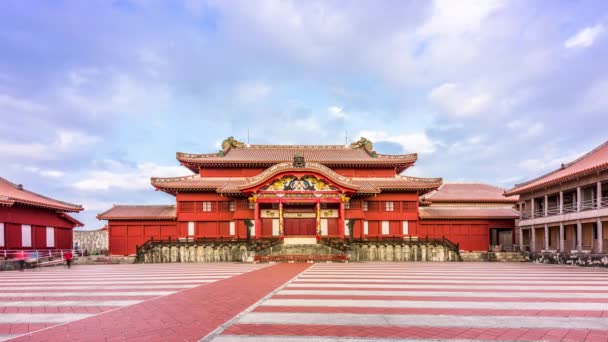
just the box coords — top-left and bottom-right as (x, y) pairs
(1, 0), (607, 229)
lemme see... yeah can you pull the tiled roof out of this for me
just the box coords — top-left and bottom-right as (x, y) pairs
(152, 176), (248, 194)
(0, 177), (82, 212)
(351, 176), (442, 193)
(97, 205), (176, 221)
(419, 206), (520, 220)
(151, 169), (442, 195)
(177, 144), (417, 170)
(422, 183), (518, 203)
(506, 140), (608, 195)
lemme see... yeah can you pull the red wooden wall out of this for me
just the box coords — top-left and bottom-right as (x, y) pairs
(418, 219), (514, 251)
(0, 205), (77, 250)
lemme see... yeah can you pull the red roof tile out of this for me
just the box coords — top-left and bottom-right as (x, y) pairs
(422, 183), (518, 203)
(0, 177), (82, 212)
(177, 144), (417, 171)
(151, 164), (442, 195)
(506, 140), (608, 195)
(351, 176), (442, 193)
(97, 205), (176, 221)
(419, 206), (519, 219)
(152, 176), (248, 194)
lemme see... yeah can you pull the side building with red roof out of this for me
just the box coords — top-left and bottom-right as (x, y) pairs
(98, 137), (517, 256)
(506, 140), (608, 255)
(0, 177), (83, 251)
(420, 183), (519, 251)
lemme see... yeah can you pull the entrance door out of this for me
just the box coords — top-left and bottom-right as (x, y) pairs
(284, 219), (317, 236)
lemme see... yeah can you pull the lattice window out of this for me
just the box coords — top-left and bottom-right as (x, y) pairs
(201, 201), (213, 212)
(180, 201), (195, 213)
(363, 201), (369, 212)
(385, 201), (395, 212)
(229, 201), (235, 212)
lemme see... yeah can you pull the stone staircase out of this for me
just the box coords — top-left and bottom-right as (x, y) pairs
(254, 242), (347, 262)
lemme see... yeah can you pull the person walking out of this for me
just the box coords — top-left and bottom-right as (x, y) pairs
(64, 250), (73, 269)
(16, 250), (26, 271)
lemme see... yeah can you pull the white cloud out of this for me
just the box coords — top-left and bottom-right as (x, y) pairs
(507, 119), (544, 138)
(565, 24), (604, 49)
(235, 81), (272, 102)
(418, 0), (505, 36)
(327, 106), (347, 119)
(518, 151), (581, 173)
(11, 165), (65, 178)
(60, 68), (173, 117)
(0, 94), (47, 114)
(359, 130), (437, 154)
(429, 83), (493, 117)
(577, 79), (608, 113)
(73, 161), (190, 191)
(0, 130), (100, 161)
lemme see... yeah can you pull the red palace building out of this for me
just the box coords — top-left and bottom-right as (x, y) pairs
(0, 177), (83, 251)
(98, 137), (518, 256)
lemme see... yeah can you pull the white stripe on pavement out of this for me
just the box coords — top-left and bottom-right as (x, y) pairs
(286, 283), (608, 291)
(0, 313), (94, 324)
(277, 289), (608, 298)
(0, 291), (176, 297)
(262, 298), (608, 311)
(0, 284), (201, 290)
(238, 312), (608, 330)
(0, 300), (143, 307)
(213, 337), (498, 342)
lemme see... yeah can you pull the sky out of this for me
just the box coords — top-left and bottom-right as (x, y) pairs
(1, 0), (607, 229)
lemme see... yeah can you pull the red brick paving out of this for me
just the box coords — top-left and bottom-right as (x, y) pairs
(252, 305), (608, 317)
(11, 263), (310, 342)
(222, 324), (608, 341)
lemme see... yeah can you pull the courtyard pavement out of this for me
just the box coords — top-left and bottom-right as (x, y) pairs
(2, 262), (608, 341)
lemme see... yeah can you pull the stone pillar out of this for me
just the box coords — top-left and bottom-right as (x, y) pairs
(519, 226), (524, 252)
(577, 221), (582, 252)
(577, 187), (582, 212)
(531, 198), (535, 218)
(544, 195), (548, 217)
(519, 202), (523, 219)
(597, 219), (604, 253)
(559, 223), (564, 253)
(544, 224), (549, 251)
(598, 182), (603, 209)
(559, 191), (564, 214)
(530, 226), (536, 252)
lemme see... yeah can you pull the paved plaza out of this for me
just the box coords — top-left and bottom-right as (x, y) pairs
(1, 262), (608, 341)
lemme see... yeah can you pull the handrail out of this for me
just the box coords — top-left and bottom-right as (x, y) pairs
(580, 198), (597, 211)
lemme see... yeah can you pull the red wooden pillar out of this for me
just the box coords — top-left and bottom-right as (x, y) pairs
(338, 200), (345, 238)
(254, 201), (261, 239)
(279, 200), (284, 240)
(316, 200), (321, 241)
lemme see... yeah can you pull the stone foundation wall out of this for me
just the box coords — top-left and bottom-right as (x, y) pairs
(527, 252), (608, 267)
(460, 252), (525, 262)
(136, 241), (460, 263)
(74, 229), (108, 253)
(139, 243), (251, 263)
(348, 242), (459, 262)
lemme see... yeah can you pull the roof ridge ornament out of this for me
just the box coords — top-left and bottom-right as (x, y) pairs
(350, 137), (378, 158)
(293, 153), (305, 167)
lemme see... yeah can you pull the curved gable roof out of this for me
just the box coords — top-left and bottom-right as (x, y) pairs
(506, 140), (608, 195)
(0, 177), (82, 212)
(423, 183), (518, 203)
(239, 162), (360, 191)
